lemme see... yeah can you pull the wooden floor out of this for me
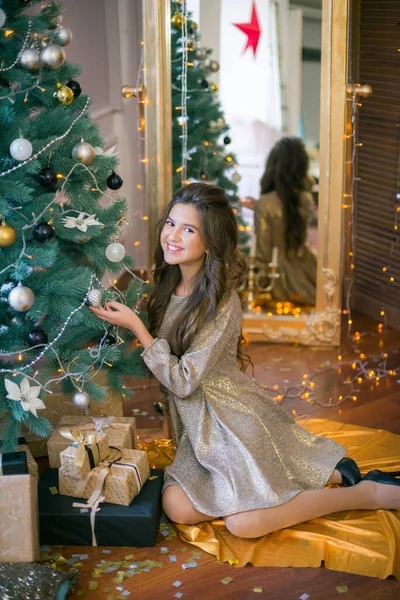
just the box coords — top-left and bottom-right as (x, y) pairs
(60, 314), (400, 600)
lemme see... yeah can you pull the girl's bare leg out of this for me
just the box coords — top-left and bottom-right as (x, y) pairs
(163, 485), (216, 525)
(224, 481), (400, 538)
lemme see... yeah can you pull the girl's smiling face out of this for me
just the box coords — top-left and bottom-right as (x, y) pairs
(160, 203), (208, 268)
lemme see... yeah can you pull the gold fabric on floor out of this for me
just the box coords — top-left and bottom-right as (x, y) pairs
(139, 419), (400, 579)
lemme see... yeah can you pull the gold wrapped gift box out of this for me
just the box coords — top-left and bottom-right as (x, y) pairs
(59, 448), (150, 507)
(22, 380), (124, 458)
(59, 432), (111, 479)
(48, 415), (137, 468)
(0, 474), (39, 563)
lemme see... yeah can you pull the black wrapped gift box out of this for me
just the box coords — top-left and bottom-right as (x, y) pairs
(0, 450), (28, 476)
(39, 468), (163, 547)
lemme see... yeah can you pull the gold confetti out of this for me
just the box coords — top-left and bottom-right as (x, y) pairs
(76, 592), (86, 597)
(254, 586), (263, 593)
(279, 367), (292, 372)
(192, 551), (202, 558)
(149, 475), (159, 480)
(337, 586), (348, 594)
(88, 581), (98, 591)
(221, 577), (234, 585)
(124, 553), (134, 560)
(112, 576), (124, 584)
(49, 486), (58, 495)
(103, 589), (110, 593)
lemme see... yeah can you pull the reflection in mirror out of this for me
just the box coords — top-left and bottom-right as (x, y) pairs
(189, 0), (322, 320)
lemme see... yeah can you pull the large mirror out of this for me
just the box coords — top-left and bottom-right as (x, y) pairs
(144, 0), (349, 346)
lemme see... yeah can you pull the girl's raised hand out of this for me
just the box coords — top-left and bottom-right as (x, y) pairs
(89, 301), (140, 332)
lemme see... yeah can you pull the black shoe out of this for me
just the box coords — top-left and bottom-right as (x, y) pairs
(335, 457), (361, 486)
(362, 470), (400, 486)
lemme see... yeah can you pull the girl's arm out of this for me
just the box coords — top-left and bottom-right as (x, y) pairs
(140, 292), (242, 398)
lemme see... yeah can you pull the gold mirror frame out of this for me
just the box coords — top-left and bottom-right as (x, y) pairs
(143, 0), (349, 346)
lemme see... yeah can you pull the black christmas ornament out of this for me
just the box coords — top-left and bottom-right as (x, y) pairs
(27, 328), (48, 347)
(201, 79), (209, 89)
(66, 79), (82, 98)
(38, 167), (58, 188)
(0, 78), (11, 92)
(223, 136), (231, 145)
(106, 171), (124, 191)
(99, 332), (116, 346)
(33, 222), (55, 242)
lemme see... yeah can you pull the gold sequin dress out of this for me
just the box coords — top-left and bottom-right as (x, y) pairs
(141, 292), (346, 517)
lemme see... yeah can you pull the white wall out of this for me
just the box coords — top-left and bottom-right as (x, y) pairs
(58, 0), (147, 269)
(301, 16), (321, 148)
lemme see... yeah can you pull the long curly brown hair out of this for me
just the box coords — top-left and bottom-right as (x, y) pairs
(147, 183), (250, 370)
(260, 137), (312, 253)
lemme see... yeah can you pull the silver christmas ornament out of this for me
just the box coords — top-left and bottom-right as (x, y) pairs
(195, 47), (206, 60)
(10, 137), (33, 161)
(72, 391), (90, 410)
(88, 288), (102, 307)
(72, 141), (96, 165)
(8, 284), (35, 312)
(40, 44), (66, 69)
(0, 9), (6, 28)
(55, 26), (73, 46)
(203, 57), (211, 68)
(105, 242), (126, 263)
(210, 60), (220, 73)
(232, 172), (242, 184)
(19, 48), (40, 71)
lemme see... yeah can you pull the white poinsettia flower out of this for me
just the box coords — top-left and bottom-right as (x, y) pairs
(4, 376), (45, 417)
(94, 145), (118, 157)
(62, 213), (104, 233)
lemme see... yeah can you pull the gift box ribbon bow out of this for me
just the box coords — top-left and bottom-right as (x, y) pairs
(57, 418), (135, 447)
(72, 448), (144, 546)
(58, 427), (102, 469)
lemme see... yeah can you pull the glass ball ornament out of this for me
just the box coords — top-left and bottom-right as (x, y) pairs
(223, 136), (231, 145)
(107, 171), (123, 190)
(40, 44), (65, 69)
(87, 288), (102, 307)
(105, 242), (126, 263)
(72, 391), (90, 410)
(8, 284), (35, 312)
(38, 167), (58, 188)
(210, 82), (219, 93)
(195, 47), (206, 60)
(0, 220), (16, 247)
(54, 83), (74, 105)
(10, 137), (32, 161)
(99, 332), (116, 346)
(0, 9), (6, 27)
(210, 60), (220, 73)
(232, 172), (242, 184)
(27, 328), (48, 347)
(171, 12), (186, 29)
(201, 79), (209, 89)
(33, 222), (55, 242)
(54, 26), (73, 46)
(72, 141), (96, 165)
(19, 48), (40, 71)
(66, 79), (82, 97)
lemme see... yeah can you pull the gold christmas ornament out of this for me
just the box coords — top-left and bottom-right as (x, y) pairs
(210, 82), (219, 93)
(71, 141), (96, 165)
(0, 220), (16, 247)
(171, 12), (186, 29)
(40, 44), (66, 70)
(54, 83), (74, 105)
(190, 21), (198, 31)
(210, 60), (220, 73)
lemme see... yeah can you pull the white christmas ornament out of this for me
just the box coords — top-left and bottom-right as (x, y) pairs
(88, 288), (102, 307)
(8, 284), (35, 311)
(105, 242), (126, 263)
(94, 145), (118, 157)
(5, 377), (45, 417)
(40, 43), (65, 69)
(0, 9), (6, 28)
(10, 137), (33, 161)
(72, 391), (90, 410)
(19, 48), (40, 71)
(55, 26), (73, 46)
(62, 212), (104, 233)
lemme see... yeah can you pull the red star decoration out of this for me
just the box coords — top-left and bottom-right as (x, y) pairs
(233, 1), (262, 58)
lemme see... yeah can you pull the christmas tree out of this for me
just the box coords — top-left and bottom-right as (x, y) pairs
(170, 2), (244, 219)
(0, 0), (146, 451)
